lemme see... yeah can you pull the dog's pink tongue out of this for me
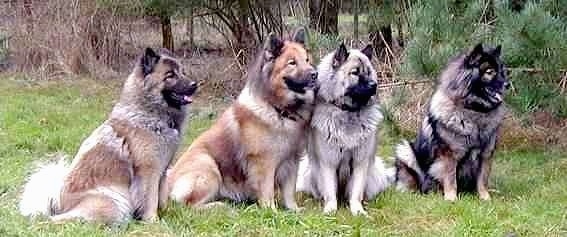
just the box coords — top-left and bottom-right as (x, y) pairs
(183, 95), (193, 103)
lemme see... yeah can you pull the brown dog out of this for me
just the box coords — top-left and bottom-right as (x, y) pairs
(166, 28), (317, 210)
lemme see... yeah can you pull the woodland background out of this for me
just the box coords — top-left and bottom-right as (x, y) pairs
(0, 0), (566, 149)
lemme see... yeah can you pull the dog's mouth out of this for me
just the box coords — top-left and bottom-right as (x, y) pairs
(483, 88), (503, 106)
(165, 92), (194, 104)
(284, 76), (318, 94)
(163, 83), (198, 109)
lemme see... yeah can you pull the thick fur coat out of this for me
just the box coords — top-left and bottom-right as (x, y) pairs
(296, 44), (395, 215)
(395, 44), (509, 201)
(166, 28), (317, 210)
(19, 48), (197, 224)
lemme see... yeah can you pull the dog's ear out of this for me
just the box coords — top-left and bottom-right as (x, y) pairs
(333, 43), (349, 68)
(141, 48), (160, 76)
(465, 43), (484, 67)
(291, 27), (307, 46)
(264, 33), (284, 61)
(361, 44), (373, 60)
(158, 48), (174, 57)
(491, 45), (502, 58)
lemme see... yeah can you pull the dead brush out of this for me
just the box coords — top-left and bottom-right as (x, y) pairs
(5, 0), (121, 79)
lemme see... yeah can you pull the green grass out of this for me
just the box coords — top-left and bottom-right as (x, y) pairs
(0, 77), (566, 236)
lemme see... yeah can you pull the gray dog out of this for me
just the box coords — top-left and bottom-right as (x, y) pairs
(395, 43), (509, 201)
(297, 43), (394, 215)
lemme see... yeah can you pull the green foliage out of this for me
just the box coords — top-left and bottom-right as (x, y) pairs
(402, 0), (567, 117)
(506, 72), (567, 118)
(495, 1), (567, 72)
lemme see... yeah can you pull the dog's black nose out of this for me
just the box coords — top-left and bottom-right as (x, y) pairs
(368, 80), (377, 91)
(310, 71), (318, 81)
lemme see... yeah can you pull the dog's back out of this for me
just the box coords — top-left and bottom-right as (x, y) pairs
(19, 48), (197, 224)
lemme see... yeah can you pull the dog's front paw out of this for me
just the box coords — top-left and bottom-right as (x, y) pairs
(288, 205), (305, 212)
(141, 214), (159, 223)
(479, 191), (491, 201)
(284, 202), (304, 212)
(349, 201), (368, 216)
(258, 199), (277, 210)
(322, 201), (337, 214)
(444, 191), (457, 202)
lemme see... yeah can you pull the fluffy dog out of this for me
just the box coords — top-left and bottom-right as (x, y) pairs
(394, 43), (509, 201)
(296, 43), (395, 215)
(19, 48), (197, 224)
(166, 28), (317, 210)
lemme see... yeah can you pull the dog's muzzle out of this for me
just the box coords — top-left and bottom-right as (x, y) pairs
(284, 70), (318, 94)
(346, 80), (377, 106)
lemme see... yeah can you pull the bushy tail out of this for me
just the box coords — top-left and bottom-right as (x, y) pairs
(394, 140), (427, 192)
(365, 156), (396, 199)
(19, 156), (71, 218)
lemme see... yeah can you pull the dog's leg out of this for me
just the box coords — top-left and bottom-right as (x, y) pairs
(132, 166), (161, 222)
(168, 154), (222, 208)
(441, 157), (458, 201)
(348, 157), (370, 216)
(52, 193), (129, 224)
(277, 158), (302, 211)
(318, 162), (338, 214)
(478, 138), (496, 201)
(477, 157), (492, 201)
(158, 174), (169, 209)
(248, 155), (277, 210)
(430, 153), (458, 202)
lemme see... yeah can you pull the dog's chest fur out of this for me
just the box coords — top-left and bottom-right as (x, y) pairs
(236, 87), (309, 160)
(429, 91), (505, 150)
(311, 103), (382, 149)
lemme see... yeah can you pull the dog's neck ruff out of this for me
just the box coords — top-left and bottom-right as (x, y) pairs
(272, 106), (302, 121)
(237, 86), (305, 131)
(311, 103), (383, 149)
(329, 100), (356, 112)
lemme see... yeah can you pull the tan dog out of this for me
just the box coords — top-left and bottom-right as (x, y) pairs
(166, 28), (317, 210)
(19, 48), (197, 224)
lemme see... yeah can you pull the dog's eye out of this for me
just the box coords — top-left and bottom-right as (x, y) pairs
(164, 71), (177, 82)
(164, 77), (176, 83)
(288, 60), (296, 66)
(485, 68), (495, 76)
(350, 68), (360, 76)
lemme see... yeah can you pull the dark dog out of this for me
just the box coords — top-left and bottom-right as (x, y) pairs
(395, 43), (509, 201)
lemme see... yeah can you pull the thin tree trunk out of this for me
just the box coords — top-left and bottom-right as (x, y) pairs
(510, 0), (526, 12)
(160, 15), (174, 52)
(187, 5), (194, 51)
(309, 0), (321, 30)
(235, 0), (253, 63)
(23, 0), (33, 33)
(309, 0), (338, 35)
(369, 0), (393, 57)
(322, 0), (339, 35)
(353, 0), (359, 43)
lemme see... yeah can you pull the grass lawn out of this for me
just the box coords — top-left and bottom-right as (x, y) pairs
(0, 77), (566, 236)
